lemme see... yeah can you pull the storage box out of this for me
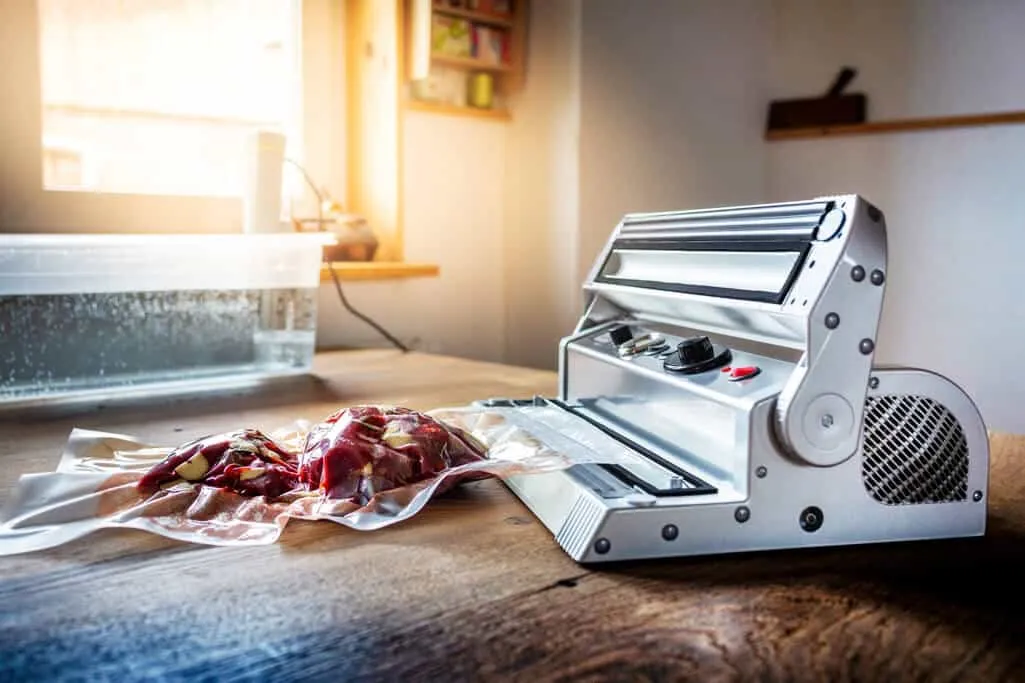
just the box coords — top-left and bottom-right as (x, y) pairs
(0, 233), (332, 408)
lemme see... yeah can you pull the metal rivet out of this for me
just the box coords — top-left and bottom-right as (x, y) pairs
(662, 524), (679, 541)
(870, 269), (885, 286)
(755, 466), (767, 478)
(859, 338), (875, 355)
(851, 265), (865, 282)
(824, 312), (840, 329)
(594, 538), (611, 554)
(735, 506), (750, 523)
(800, 506), (824, 532)
(973, 490), (983, 502)
(869, 376), (879, 390)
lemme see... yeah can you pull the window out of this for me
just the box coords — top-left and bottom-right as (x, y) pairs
(39, 0), (300, 199)
(0, 0), (346, 234)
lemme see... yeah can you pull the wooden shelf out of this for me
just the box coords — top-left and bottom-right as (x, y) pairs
(320, 261), (440, 283)
(406, 99), (510, 120)
(431, 54), (511, 73)
(432, 6), (513, 28)
(765, 110), (1025, 141)
(404, 0), (527, 120)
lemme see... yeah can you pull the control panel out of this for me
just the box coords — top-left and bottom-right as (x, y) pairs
(578, 322), (792, 401)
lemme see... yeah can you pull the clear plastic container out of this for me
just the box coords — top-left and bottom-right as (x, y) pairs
(0, 233), (332, 407)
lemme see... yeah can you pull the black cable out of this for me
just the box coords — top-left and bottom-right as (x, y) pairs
(325, 257), (410, 353)
(284, 157), (410, 353)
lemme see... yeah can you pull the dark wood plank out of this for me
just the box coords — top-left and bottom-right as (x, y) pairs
(1, 351), (1024, 682)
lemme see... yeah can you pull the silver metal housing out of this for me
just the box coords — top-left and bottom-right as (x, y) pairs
(487, 195), (989, 564)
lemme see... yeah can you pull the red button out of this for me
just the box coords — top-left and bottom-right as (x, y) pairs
(721, 366), (732, 373)
(728, 366), (760, 381)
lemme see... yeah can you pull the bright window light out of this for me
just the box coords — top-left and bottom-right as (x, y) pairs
(37, 0), (302, 200)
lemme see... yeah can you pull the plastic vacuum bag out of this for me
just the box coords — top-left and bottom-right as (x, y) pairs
(0, 403), (636, 555)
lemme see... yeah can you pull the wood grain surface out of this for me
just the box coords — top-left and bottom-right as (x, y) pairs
(1, 351), (1023, 683)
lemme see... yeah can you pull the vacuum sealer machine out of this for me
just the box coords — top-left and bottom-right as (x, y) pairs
(482, 195), (988, 563)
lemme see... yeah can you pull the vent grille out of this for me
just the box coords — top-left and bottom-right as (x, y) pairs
(862, 394), (969, 505)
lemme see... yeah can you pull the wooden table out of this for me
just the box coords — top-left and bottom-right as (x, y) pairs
(1, 351), (1023, 682)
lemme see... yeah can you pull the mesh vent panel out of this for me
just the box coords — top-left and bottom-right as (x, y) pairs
(862, 395), (968, 505)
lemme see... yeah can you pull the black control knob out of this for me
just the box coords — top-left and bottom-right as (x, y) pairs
(609, 325), (633, 347)
(676, 336), (715, 365)
(663, 335), (732, 375)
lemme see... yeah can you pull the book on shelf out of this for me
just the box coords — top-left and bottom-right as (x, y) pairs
(430, 13), (510, 66)
(471, 24), (509, 65)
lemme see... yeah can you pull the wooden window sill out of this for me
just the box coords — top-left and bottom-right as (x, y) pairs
(320, 261), (440, 283)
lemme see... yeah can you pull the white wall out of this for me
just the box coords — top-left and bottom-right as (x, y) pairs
(766, 0), (1025, 432)
(503, 0), (774, 369)
(502, 0), (582, 370)
(577, 0), (772, 283)
(316, 112), (508, 363)
(504, 0), (775, 369)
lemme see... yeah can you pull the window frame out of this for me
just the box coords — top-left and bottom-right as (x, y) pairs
(0, 0), (346, 235)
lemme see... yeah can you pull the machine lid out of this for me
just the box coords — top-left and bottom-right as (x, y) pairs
(581, 197), (848, 349)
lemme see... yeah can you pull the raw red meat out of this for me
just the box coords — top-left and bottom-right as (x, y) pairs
(299, 406), (488, 503)
(137, 429), (299, 499)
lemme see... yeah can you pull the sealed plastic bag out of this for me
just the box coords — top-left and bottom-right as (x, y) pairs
(0, 402), (635, 555)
